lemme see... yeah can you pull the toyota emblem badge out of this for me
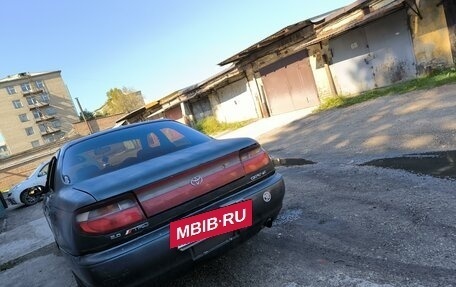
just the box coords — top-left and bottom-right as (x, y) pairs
(263, 191), (271, 202)
(190, 176), (203, 186)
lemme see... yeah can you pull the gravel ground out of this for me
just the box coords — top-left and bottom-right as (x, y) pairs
(1, 202), (44, 233)
(261, 84), (456, 164)
(167, 163), (456, 287)
(166, 84), (456, 286)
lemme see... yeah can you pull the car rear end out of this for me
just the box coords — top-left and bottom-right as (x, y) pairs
(46, 120), (285, 286)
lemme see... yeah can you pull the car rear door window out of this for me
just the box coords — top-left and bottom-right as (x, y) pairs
(160, 128), (191, 147)
(61, 121), (211, 183)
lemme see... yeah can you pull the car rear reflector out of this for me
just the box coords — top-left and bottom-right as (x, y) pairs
(76, 198), (145, 234)
(240, 146), (271, 174)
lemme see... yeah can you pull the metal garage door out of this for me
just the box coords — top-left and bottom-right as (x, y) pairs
(259, 50), (320, 116)
(329, 9), (416, 95)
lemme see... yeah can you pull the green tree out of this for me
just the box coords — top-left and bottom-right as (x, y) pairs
(104, 87), (145, 115)
(79, 109), (95, 121)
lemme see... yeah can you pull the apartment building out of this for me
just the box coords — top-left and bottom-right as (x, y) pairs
(0, 71), (79, 157)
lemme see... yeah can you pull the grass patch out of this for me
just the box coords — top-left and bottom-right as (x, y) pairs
(317, 68), (456, 112)
(195, 116), (254, 136)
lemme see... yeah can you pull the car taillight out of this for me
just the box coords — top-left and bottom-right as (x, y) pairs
(240, 146), (271, 174)
(76, 198), (145, 235)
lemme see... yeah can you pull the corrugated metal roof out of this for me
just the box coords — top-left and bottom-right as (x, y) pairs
(218, 0), (371, 66)
(302, 1), (405, 47)
(218, 20), (313, 66)
(158, 65), (238, 104)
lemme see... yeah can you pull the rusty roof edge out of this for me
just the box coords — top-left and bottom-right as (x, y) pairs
(197, 67), (239, 91)
(143, 65), (239, 118)
(297, 1), (406, 49)
(179, 65), (240, 100)
(317, 0), (370, 26)
(145, 100), (159, 109)
(218, 0), (370, 66)
(218, 20), (314, 66)
(115, 106), (146, 123)
(217, 0), (372, 67)
(158, 90), (182, 105)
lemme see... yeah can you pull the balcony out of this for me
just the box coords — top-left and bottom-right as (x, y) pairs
(40, 128), (61, 136)
(28, 102), (50, 110)
(23, 89), (45, 97)
(35, 115), (55, 123)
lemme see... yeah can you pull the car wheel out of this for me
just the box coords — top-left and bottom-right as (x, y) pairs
(72, 272), (88, 287)
(19, 188), (40, 206)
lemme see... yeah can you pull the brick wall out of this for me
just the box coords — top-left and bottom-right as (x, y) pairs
(0, 156), (51, 191)
(72, 113), (127, 136)
(0, 135), (78, 191)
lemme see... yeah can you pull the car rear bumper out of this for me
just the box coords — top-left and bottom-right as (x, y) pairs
(66, 172), (285, 287)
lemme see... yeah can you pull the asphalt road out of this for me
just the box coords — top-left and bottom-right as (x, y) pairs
(1, 84), (456, 286)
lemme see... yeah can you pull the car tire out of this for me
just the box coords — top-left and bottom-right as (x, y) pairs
(72, 272), (88, 287)
(19, 188), (40, 206)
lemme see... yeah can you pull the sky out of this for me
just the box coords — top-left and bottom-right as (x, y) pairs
(1, 0), (352, 113)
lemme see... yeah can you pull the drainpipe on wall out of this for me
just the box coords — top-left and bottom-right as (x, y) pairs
(179, 99), (192, 126)
(322, 54), (338, 96)
(244, 71), (262, 120)
(250, 64), (270, 118)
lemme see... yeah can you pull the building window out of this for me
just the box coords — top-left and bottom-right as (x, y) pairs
(43, 131), (64, 143)
(35, 80), (44, 89)
(31, 140), (40, 148)
(19, 113), (29, 122)
(40, 93), (50, 103)
(26, 96), (38, 105)
(38, 123), (47, 133)
(51, 120), (61, 128)
(25, 127), (34, 136)
(45, 107), (57, 115)
(21, 83), (32, 92)
(12, 100), (23, 109)
(32, 109), (44, 119)
(6, 86), (16, 95)
(43, 135), (55, 143)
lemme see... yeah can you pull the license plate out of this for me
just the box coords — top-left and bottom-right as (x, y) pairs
(170, 200), (252, 249)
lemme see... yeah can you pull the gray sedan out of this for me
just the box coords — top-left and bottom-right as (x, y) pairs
(43, 120), (285, 287)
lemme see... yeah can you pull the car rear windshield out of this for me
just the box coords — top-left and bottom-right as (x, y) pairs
(61, 121), (211, 184)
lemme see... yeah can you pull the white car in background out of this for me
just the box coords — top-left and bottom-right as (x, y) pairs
(6, 161), (50, 206)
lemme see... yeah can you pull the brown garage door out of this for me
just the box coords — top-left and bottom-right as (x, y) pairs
(164, 105), (183, 121)
(259, 50), (319, 115)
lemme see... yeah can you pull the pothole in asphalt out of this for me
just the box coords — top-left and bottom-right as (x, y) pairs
(272, 158), (316, 167)
(361, 150), (456, 180)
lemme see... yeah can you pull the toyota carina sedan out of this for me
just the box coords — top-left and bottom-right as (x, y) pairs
(43, 119), (285, 287)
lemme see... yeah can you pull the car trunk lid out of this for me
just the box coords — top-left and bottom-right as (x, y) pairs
(72, 138), (258, 205)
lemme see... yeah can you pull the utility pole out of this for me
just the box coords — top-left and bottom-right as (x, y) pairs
(75, 97), (93, 134)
